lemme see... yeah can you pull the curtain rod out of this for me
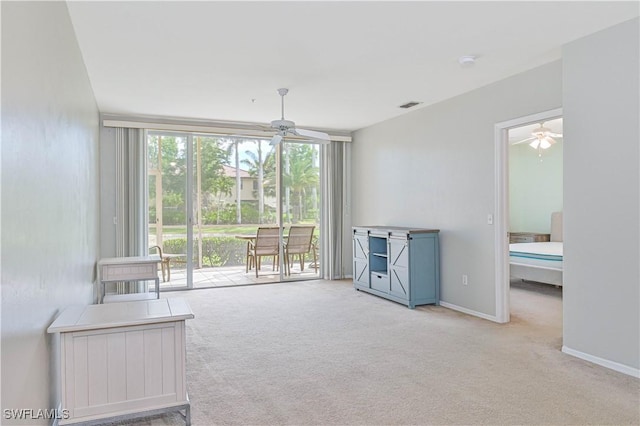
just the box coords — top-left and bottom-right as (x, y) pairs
(102, 117), (352, 143)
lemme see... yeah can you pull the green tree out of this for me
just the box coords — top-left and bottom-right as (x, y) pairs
(259, 142), (319, 223)
(283, 144), (319, 223)
(196, 136), (233, 225)
(223, 138), (243, 224)
(262, 148), (277, 199)
(241, 139), (270, 223)
(147, 135), (187, 225)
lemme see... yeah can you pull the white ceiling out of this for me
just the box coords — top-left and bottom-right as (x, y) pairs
(66, 1), (638, 133)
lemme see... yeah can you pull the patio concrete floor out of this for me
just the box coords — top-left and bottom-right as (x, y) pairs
(157, 262), (320, 290)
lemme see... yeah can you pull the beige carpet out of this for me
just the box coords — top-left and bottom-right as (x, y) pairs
(114, 279), (639, 425)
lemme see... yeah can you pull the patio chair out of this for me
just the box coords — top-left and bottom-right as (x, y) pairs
(149, 245), (171, 282)
(247, 227), (281, 277)
(284, 225), (316, 275)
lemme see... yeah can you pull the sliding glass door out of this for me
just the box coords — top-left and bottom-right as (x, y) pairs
(190, 135), (280, 287)
(147, 132), (321, 289)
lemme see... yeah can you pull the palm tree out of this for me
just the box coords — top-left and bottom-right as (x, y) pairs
(241, 140), (268, 223)
(224, 138), (242, 224)
(283, 144), (319, 223)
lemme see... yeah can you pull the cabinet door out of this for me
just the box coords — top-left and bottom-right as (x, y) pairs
(353, 233), (369, 287)
(389, 237), (409, 300)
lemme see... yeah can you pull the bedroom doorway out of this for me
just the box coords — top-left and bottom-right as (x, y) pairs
(494, 108), (562, 323)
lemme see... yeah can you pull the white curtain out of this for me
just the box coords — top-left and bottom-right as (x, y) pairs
(320, 141), (350, 279)
(114, 128), (147, 293)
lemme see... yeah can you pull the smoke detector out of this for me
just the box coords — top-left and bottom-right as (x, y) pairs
(458, 55), (476, 67)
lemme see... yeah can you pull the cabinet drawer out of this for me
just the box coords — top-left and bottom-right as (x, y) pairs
(370, 272), (389, 293)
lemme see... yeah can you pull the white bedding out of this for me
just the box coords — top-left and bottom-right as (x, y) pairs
(510, 242), (563, 268)
(509, 241), (563, 285)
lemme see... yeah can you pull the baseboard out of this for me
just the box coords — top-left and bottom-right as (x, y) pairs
(562, 346), (640, 378)
(439, 301), (500, 323)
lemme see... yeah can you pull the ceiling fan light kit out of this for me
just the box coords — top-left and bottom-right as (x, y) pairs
(529, 138), (552, 150)
(268, 88), (331, 146)
(513, 123), (562, 148)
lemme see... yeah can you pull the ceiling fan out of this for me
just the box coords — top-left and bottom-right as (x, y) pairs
(268, 88), (330, 146)
(512, 123), (563, 152)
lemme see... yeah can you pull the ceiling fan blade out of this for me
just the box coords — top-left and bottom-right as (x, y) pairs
(292, 128), (331, 144)
(270, 134), (283, 146)
(546, 132), (563, 138)
(545, 136), (557, 145)
(511, 136), (537, 145)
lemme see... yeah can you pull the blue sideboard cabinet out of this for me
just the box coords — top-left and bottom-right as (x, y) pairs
(352, 226), (440, 308)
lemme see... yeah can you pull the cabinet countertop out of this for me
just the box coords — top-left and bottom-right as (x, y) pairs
(353, 226), (439, 234)
(47, 297), (194, 333)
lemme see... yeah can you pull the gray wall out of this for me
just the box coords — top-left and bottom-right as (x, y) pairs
(562, 18), (639, 370)
(1, 1), (100, 421)
(509, 141), (563, 233)
(351, 61), (562, 316)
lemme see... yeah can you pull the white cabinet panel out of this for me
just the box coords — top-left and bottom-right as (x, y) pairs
(107, 333), (127, 403)
(126, 330), (145, 400)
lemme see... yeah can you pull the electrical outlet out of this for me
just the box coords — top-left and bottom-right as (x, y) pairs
(462, 274), (468, 285)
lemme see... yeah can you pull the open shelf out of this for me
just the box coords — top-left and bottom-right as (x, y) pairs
(369, 236), (388, 274)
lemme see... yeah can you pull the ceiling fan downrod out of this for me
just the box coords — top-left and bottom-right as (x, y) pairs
(278, 88), (288, 120)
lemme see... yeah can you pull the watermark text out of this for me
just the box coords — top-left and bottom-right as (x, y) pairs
(3, 408), (70, 420)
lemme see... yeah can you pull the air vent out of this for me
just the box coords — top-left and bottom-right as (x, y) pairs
(399, 101), (422, 109)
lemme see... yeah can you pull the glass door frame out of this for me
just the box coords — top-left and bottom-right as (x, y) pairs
(146, 130), (194, 290)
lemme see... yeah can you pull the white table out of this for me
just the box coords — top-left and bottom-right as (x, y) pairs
(47, 298), (194, 425)
(98, 255), (161, 303)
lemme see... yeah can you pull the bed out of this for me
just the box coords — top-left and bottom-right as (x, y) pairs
(509, 212), (563, 286)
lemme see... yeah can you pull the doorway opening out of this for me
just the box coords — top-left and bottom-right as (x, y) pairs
(507, 117), (563, 325)
(494, 108), (562, 323)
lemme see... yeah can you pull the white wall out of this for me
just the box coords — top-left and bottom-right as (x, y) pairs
(562, 18), (639, 372)
(1, 2), (100, 422)
(509, 141), (563, 233)
(351, 61), (562, 317)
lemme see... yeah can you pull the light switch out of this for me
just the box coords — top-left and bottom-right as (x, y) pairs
(487, 214), (493, 225)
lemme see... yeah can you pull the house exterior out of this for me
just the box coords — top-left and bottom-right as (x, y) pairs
(1, 2), (638, 423)
(221, 164), (257, 204)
